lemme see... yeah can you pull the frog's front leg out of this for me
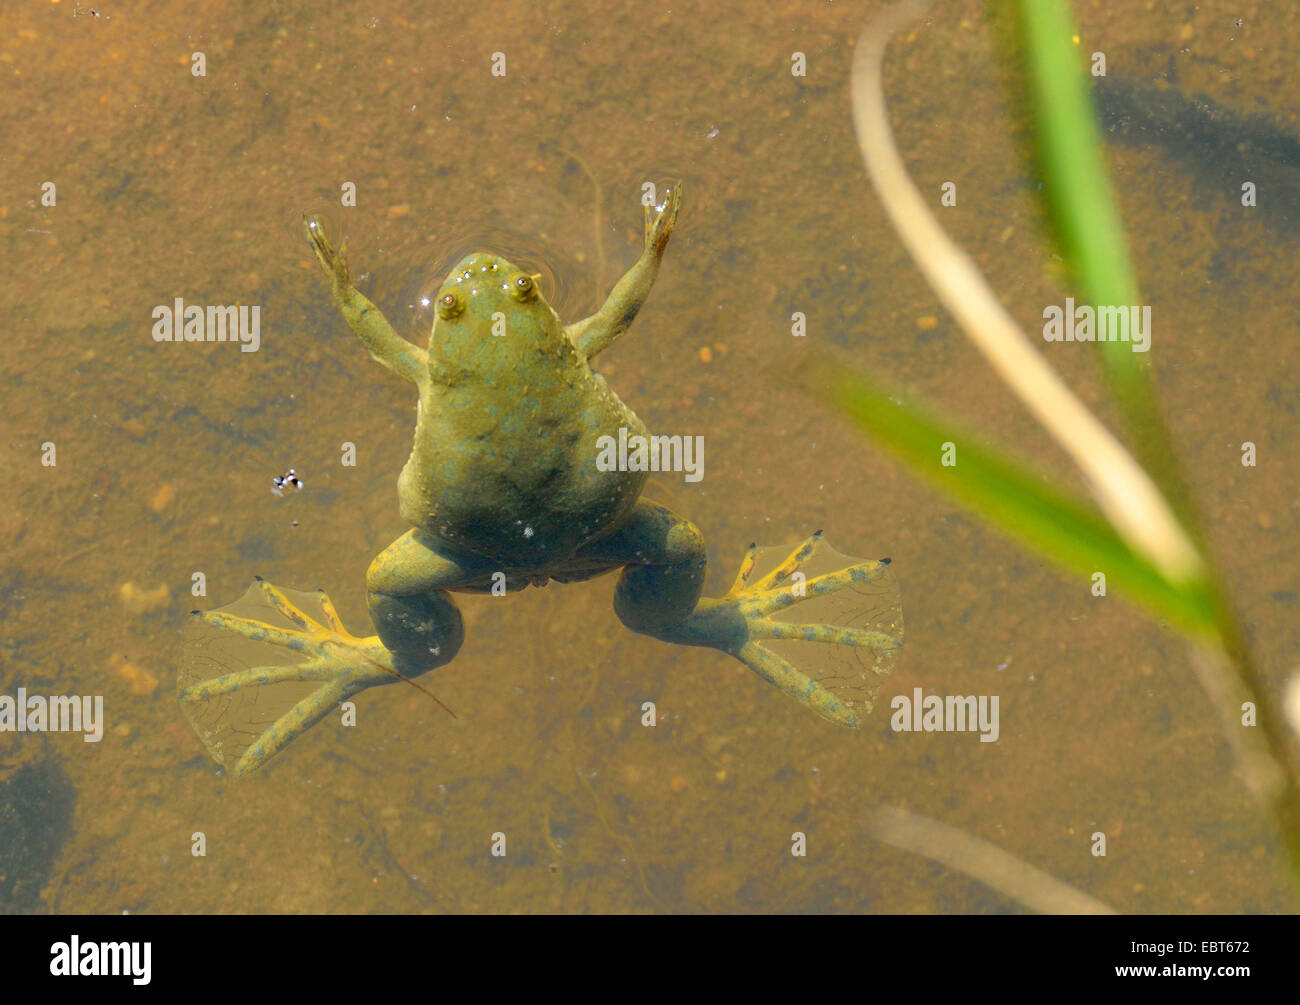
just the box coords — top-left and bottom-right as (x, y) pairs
(564, 182), (682, 361)
(576, 501), (902, 727)
(303, 215), (429, 386)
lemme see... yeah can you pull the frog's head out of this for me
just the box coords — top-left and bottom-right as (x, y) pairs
(429, 252), (567, 374)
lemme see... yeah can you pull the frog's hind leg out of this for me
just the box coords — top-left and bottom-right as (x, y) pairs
(580, 502), (902, 727)
(717, 535), (903, 725)
(180, 580), (409, 777)
(364, 529), (493, 675)
(179, 532), (486, 776)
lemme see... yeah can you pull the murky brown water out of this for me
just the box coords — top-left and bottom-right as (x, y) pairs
(1, 0), (1296, 913)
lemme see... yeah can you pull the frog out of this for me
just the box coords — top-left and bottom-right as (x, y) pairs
(178, 184), (901, 776)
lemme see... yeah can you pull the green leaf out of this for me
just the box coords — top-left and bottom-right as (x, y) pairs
(1002, 0), (1195, 523)
(804, 356), (1218, 636)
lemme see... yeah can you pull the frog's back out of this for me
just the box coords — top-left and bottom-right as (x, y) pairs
(395, 250), (652, 567)
(399, 323), (647, 568)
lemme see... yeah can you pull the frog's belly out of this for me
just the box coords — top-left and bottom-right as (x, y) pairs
(398, 410), (649, 568)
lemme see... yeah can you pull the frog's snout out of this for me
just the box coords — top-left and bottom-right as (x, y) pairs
(441, 252), (547, 313)
(449, 252), (505, 286)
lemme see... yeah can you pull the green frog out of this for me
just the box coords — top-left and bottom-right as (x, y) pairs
(179, 185), (901, 776)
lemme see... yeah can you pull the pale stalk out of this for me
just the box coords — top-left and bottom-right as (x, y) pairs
(851, 0), (1203, 586)
(867, 805), (1116, 914)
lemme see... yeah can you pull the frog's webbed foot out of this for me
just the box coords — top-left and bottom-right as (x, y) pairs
(658, 533), (903, 727)
(178, 580), (414, 777)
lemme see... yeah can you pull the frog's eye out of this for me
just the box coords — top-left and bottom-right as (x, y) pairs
(512, 274), (537, 302)
(437, 291), (464, 320)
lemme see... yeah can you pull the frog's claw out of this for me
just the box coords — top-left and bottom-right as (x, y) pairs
(179, 580), (411, 777)
(643, 181), (682, 254)
(304, 213), (351, 292)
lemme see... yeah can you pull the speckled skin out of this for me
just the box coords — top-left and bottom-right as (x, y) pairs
(179, 185), (901, 777)
(403, 250), (648, 570)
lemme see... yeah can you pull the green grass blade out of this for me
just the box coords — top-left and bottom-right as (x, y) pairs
(1010, 0), (1137, 311)
(1001, 0), (1196, 522)
(806, 356), (1217, 636)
